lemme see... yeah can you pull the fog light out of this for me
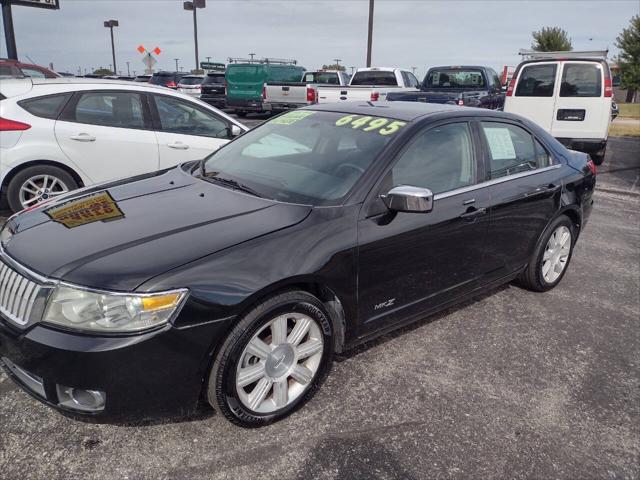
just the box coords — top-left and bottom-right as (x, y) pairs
(56, 384), (106, 412)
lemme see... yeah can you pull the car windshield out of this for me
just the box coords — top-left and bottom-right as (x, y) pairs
(179, 77), (203, 85)
(425, 69), (486, 89)
(201, 110), (405, 205)
(350, 71), (398, 86)
(203, 74), (225, 84)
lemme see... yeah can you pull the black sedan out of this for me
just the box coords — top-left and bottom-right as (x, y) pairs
(0, 102), (596, 427)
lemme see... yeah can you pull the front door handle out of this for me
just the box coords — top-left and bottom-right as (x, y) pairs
(167, 142), (189, 150)
(460, 207), (487, 221)
(69, 133), (96, 142)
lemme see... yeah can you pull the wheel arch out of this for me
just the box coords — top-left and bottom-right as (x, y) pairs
(558, 205), (582, 239)
(1, 159), (86, 193)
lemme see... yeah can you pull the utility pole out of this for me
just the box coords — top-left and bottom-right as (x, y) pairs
(249, 53), (256, 62)
(1, 1), (17, 60)
(366, 0), (374, 67)
(104, 20), (119, 74)
(333, 58), (342, 67)
(350, 66), (355, 75)
(174, 58), (179, 71)
(184, 0), (206, 71)
(206, 56), (211, 63)
(126, 61), (130, 76)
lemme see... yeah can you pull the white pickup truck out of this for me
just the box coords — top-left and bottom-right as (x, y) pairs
(316, 67), (420, 103)
(264, 70), (351, 112)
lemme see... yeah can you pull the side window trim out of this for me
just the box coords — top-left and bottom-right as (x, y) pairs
(58, 89), (153, 130)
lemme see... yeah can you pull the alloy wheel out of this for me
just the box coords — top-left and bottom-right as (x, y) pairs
(542, 225), (572, 284)
(235, 312), (324, 414)
(19, 174), (69, 209)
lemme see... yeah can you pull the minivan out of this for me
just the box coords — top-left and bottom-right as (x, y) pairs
(504, 57), (613, 164)
(226, 63), (306, 117)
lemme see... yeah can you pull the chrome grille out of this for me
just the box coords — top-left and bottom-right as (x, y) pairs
(0, 260), (42, 326)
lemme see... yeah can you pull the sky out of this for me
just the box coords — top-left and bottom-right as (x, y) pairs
(1, 0), (638, 78)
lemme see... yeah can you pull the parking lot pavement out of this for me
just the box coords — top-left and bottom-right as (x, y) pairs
(0, 137), (638, 480)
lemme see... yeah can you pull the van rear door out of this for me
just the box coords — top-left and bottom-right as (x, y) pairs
(550, 61), (610, 141)
(505, 62), (558, 131)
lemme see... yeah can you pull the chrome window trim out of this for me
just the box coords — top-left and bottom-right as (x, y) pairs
(434, 164), (562, 201)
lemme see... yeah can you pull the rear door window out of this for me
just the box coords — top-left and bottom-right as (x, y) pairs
(19, 93), (72, 119)
(72, 92), (145, 129)
(480, 122), (549, 178)
(515, 64), (557, 97)
(560, 63), (602, 97)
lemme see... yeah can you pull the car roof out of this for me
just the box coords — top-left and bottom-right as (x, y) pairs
(306, 101), (527, 123)
(427, 65), (490, 70)
(0, 77), (175, 98)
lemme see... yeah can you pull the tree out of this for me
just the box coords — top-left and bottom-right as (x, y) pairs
(92, 68), (113, 76)
(615, 15), (640, 102)
(531, 27), (572, 52)
(322, 63), (345, 71)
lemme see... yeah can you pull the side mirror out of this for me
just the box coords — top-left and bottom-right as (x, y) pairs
(230, 125), (243, 137)
(381, 185), (434, 213)
(612, 76), (621, 87)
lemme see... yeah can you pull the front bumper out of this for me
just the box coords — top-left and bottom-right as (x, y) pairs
(0, 310), (231, 420)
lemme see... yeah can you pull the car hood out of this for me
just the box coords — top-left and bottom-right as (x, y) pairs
(3, 167), (312, 291)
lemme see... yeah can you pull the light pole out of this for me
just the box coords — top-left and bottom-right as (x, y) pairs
(333, 58), (342, 68)
(103, 20), (119, 74)
(249, 53), (256, 62)
(350, 66), (355, 75)
(366, 0), (374, 67)
(126, 61), (130, 76)
(174, 58), (179, 71)
(183, 0), (206, 71)
(411, 66), (417, 75)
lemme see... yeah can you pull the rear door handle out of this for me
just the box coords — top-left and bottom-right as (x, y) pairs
(167, 142), (189, 150)
(459, 207), (487, 221)
(69, 133), (96, 142)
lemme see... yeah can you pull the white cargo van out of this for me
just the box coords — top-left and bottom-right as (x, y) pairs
(504, 52), (613, 165)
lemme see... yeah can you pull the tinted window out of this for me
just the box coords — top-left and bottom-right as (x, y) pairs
(202, 111), (398, 205)
(303, 72), (339, 84)
(21, 67), (47, 79)
(515, 64), (557, 97)
(351, 71), (398, 86)
(179, 77), (204, 86)
(149, 73), (176, 85)
(268, 67), (304, 83)
(560, 63), (602, 97)
(19, 93), (71, 119)
(392, 122), (475, 194)
(74, 92), (144, 128)
(203, 74), (225, 85)
(481, 122), (547, 178)
(425, 69), (486, 88)
(153, 95), (229, 138)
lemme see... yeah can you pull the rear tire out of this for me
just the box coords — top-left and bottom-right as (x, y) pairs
(591, 150), (605, 166)
(518, 215), (575, 292)
(7, 164), (78, 212)
(207, 290), (334, 427)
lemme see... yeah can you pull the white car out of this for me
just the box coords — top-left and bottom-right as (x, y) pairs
(0, 77), (248, 211)
(504, 52), (613, 165)
(177, 75), (205, 97)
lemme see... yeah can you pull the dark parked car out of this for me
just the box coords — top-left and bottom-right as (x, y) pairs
(199, 72), (226, 109)
(387, 66), (505, 109)
(149, 71), (187, 89)
(0, 102), (595, 426)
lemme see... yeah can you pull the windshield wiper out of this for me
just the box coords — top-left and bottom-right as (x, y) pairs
(201, 173), (263, 198)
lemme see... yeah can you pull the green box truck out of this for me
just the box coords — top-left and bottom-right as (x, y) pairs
(225, 58), (306, 117)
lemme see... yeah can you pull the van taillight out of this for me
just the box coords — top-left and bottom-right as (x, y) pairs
(604, 77), (613, 97)
(0, 117), (31, 131)
(587, 158), (597, 176)
(370, 91), (380, 101)
(306, 87), (316, 103)
(506, 76), (517, 97)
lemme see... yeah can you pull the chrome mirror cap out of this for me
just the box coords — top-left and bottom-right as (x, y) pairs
(381, 185), (434, 213)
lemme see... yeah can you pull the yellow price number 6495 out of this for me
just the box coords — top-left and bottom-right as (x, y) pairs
(335, 115), (407, 136)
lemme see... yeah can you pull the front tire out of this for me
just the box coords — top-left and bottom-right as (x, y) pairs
(518, 215), (575, 292)
(207, 290), (334, 427)
(7, 165), (78, 212)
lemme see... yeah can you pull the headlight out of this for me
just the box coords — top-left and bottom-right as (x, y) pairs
(43, 285), (188, 333)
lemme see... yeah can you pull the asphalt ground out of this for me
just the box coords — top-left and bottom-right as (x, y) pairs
(0, 135), (638, 480)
